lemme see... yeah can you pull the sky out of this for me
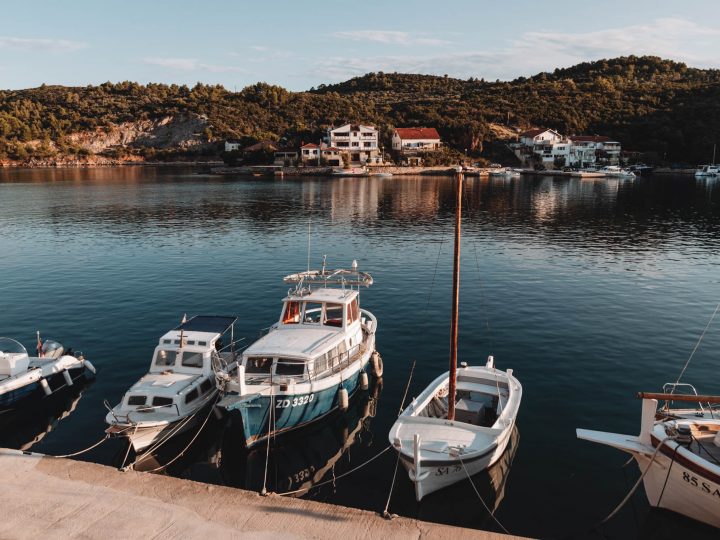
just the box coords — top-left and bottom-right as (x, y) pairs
(1, 0), (719, 91)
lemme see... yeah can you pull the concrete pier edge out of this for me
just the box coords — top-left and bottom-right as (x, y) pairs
(0, 448), (527, 539)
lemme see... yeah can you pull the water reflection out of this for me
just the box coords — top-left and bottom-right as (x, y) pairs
(0, 379), (92, 451)
(129, 379), (382, 497)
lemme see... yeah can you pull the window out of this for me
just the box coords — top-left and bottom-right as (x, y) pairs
(198, 341), (207, 347)
(347, 298), (359, 325)
(181, 351), (204, 368)
(303, 302), (323, 323)
(128, 395), (146, 406)
(363, 142), (371, 148)
(163, 339), (171, 344)
(200, 379), (213, 394)
(351, 142), (359, 147)
(185, 388), (199, 404)
(275, 358), (305, 376)
(337, 142), (349, 147)
(155, 350), (177, 367)
(152, 396), (173, 407)
(283, 301), (301, 324)
(246, 357), (273, 374)
(324, 304), (343, 327)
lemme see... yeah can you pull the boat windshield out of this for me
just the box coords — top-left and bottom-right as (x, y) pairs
(0, 338), (27, 356)
(181, 351), (205, 368)
(324, 304), (343, 327)
(155, 349), (177, 367)
(282, 301), (301, 324)
(246, 357), (272, 374)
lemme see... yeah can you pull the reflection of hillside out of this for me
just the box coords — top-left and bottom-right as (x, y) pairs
(2, 169), (719, 254)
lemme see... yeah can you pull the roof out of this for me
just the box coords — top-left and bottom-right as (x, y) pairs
(520, 128), (558, 138)
(571, 135), (617, 143)
(244, 327), (345, 360)
(329, 123), (377, 133)
(301, 143), (319, 149)
(322, 147), (341, 152)
(174, 316), (237, 335)
(288, 288), (358, 305)
(394, 127), (441, 140)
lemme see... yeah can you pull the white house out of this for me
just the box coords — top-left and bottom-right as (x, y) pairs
(327, 124), (381, 165)
(519, 128), (562, 147)
(300, 143), (320, 163)
(392, 127), (442, 153)
(224, 140), (242, 152)
(569, 136), (621, 165)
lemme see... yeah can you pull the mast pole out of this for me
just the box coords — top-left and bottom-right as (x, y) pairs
(448, 170), (463, 422)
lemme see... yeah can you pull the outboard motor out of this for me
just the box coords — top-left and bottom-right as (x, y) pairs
(42, 340), (65, 359)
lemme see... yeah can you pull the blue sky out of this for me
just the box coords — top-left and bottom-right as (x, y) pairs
(1, 0), (719, 90)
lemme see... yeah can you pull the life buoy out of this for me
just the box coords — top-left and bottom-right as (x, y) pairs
(371, 351), (383, 378)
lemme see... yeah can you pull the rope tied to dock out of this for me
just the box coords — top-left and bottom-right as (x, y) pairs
(49, 433), (110, 459)
(458, 456), (510, 535)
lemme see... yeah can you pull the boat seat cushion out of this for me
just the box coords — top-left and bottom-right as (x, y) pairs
(0, 354), (30, 377)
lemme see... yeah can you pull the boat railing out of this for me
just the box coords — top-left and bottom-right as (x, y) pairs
(306, 342), (365, 379)
(662, 382), (711, 414)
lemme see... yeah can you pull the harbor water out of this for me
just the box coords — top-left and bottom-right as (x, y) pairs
(1, 167), (719, 539)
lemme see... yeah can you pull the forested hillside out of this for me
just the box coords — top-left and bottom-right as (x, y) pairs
(1, 55), (718, 164)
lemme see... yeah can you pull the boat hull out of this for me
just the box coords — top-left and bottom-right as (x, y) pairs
(0, 365), (88, 413)
(633, 436), (720, 529)
(399, 419), (514, 501)
(225, 366), (367, 448)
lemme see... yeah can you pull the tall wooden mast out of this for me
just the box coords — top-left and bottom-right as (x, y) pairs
(447, 170), (463, 422)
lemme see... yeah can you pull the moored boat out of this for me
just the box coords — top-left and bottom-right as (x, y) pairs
(0, 335), (95, 412)
(578, 387), (720, 529)
(105, 315), (238, 452)
(216, 260), (380, 448)
(389, 171), (522, 501)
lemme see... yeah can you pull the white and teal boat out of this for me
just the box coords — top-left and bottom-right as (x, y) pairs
(217, 260), (380, 448)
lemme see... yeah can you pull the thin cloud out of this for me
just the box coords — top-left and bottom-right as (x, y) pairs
(332, 30), (450, 47)
(0, 36), (87, 53)
(316, 18), (720, 82)
(143, 57), (246, 73)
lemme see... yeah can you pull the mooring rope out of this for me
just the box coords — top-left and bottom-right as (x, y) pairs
(458, 456), (510, 535)
(673, 301), (720, 389)
(49, 434), (110, 459)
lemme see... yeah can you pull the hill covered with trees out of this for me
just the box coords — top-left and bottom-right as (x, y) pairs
(0, 55), (718, 165)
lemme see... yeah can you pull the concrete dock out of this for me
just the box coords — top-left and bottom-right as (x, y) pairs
(0, 449), (526, 539)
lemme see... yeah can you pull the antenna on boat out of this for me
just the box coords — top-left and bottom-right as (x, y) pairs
(447, 169), (463, 422)
(307, 218), (312, 273)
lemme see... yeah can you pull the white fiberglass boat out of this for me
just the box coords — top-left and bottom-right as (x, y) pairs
(0, 336), (95, 412)
(105, 316), (238, 452)
(488, 168), (520, 178)
(389, 171), (522, 501)
(217, 259), (380, 448)
(578, 385), (720, 529)
(598, 166), (636, 178)
(695, 165), (719, 178)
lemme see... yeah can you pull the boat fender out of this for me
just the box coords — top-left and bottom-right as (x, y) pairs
(83, 360), (97, 375)
(360, 372), (369, 391)
(62, 369), (74, 387)
(371, 351), (383, 378)
(338, 387), (349, 411)
(40, 378), (52, 396)
(486, 355), (494, 369)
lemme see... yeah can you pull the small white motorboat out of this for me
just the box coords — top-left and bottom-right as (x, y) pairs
(578, 385), (720, 529)
(389, 171), (522, 501)
(695, 165), (719, 178)
(0, 335), (96, 412)
(105, 315), (238, 452)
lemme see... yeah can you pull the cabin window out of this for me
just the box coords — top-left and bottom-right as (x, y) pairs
(155, 350), (177, 367)
(246, 357), (272, 374)
(275, 358), (305, 376)
(181, 351), (204, 368)
(324, 304), (343, 327)
(152, 396), (173, 407)
(128, 395), (146, 406)
(163, 339), (171, 344)
(200, 379), (213, 394)
(347, 298), (359, 325)
(198, 341), (207, 347)
(185, 388), (199, 404)
(303, 302), (323, 324)
(282, 301), (301, 324)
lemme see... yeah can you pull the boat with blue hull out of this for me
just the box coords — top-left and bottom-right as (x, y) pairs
(0, 336), (96, 413)
(217, 260), (381, 448)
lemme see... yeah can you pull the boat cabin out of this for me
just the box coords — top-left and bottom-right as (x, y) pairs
(279, 288), (361, 330)
(121, 316), (237, 412)
(240, 288), (366, 383)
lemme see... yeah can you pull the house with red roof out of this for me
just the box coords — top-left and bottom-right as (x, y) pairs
(519, 128), (562, 147)
(392, 127), (442, 154)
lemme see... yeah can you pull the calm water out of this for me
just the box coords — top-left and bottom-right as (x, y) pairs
(1, 167), (720, 539)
